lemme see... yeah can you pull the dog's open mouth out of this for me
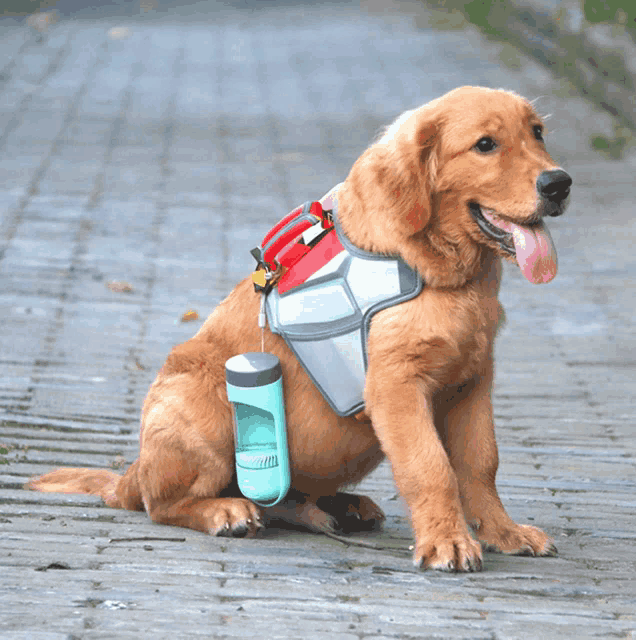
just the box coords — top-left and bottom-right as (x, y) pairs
(469, 203), (558, 284)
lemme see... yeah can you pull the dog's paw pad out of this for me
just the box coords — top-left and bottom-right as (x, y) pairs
(414, 534), (483, 573)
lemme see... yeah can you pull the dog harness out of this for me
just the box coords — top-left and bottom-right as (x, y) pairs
(251, 192), (423, 417)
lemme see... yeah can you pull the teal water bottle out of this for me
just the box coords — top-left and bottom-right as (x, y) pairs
(225, 352), (291, 507)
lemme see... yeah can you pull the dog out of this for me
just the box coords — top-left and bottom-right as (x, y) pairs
(29, 86), (571, 572)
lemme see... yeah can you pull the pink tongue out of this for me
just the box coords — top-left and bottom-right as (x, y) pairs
(510, 220), (558, 284)
(481, 211), (558, 284)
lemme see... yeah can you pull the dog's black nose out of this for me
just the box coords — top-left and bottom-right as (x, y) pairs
(537, 169), (572, 204)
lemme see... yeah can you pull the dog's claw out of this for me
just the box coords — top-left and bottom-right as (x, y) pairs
(517, 544), (535, 557)
(414, 533), (484, 573)
(460, 554), (482, 573)
(479, 523), (557, 559)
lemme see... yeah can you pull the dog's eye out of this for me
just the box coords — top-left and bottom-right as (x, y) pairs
(533, 125), (544, 141)
(474, 137), (497, 153)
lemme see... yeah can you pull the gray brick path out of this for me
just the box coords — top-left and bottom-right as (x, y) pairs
(0, 1), (635, 638)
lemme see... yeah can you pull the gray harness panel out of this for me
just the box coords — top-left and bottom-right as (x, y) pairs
(265, 201), (423, 416)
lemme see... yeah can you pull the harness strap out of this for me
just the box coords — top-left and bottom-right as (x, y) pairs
(260, 193), (423, 417)
(261, 201), (326, 270)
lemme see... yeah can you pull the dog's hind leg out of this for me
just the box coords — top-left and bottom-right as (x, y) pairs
(262, 491), (383, 535)
(315, 492), (385, 533)
(264, 490), (340, 533)
(136, 375), (263, 538)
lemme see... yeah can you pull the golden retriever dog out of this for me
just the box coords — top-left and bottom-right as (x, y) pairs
(29, 86), (571, 572)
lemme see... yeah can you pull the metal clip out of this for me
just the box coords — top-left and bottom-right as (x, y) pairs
(251, 246), (275, 293)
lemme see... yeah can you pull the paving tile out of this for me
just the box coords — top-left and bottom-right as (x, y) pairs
(0, 1), (634, 638)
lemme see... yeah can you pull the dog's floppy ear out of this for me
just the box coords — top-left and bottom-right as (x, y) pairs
(394, 112), (438, 234)
(342, 106), (439, 248)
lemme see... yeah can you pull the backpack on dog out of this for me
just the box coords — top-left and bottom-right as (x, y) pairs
(251, 190), (422, 417)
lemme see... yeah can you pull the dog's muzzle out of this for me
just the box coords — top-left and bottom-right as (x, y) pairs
(469, 168), (573, 255)
(469, 168), (573, 284)
(537, 169), (572, 218)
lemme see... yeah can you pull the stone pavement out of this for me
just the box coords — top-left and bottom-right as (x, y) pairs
(0, 1), (635, 638)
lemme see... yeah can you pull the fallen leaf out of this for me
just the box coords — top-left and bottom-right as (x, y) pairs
(181, 310), (199, 322)
(108, 26), (132, 40)
(107, 281), (134, 293)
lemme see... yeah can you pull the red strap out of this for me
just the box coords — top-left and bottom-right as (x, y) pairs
(309, 201), (324, 220)
(262, 203), (305, 247)
(262, 202), (325, 247)
(261, 201), (326, 270)
(262, 217), (315, 269)
(278, 228), (344, 294)
(277, 242), (311, 268)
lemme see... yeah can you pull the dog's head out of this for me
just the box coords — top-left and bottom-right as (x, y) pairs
(341, 86), (571, 286)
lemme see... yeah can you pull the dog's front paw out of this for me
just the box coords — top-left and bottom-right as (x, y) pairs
(414, 531), (483, 572)
(480, 523), (557, 557)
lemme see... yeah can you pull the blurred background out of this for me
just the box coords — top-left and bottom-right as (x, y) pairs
(0, 2), (635, 638)
(2, 0), (634, 157)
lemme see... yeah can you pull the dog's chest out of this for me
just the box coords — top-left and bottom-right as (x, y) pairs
(370, 281), (501, 389)
(432, 289), (501, 385)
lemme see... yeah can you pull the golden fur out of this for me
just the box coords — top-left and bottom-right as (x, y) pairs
(29, 86), (567, 572)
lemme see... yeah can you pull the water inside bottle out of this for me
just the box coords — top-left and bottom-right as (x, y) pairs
(233, 402), (276, 452)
